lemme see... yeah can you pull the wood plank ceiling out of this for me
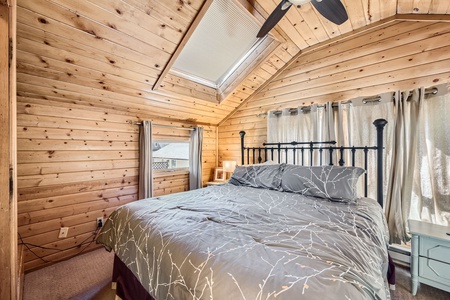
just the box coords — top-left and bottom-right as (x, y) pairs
(16, 0), (450, 126)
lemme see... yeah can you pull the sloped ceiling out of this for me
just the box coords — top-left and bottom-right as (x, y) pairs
(16, 0), (450, 125)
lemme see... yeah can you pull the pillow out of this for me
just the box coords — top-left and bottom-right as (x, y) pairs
(280, 165), (365, 202)
(243, 160), (277, 166)
(228, 164), (284, 190)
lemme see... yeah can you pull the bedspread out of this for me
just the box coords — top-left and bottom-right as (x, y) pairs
(97, 184), (390, 300)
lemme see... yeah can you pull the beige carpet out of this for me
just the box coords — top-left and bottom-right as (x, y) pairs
(23, 248), (115, 300)
(24, 248), (450, 300)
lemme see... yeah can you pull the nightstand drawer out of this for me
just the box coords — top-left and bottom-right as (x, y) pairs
(419, 237), (450, 264)
(419, 257), (450, 285)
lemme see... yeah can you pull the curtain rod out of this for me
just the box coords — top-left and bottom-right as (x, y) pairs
(132, 121), (214, 132)
(363, 86), (439, 104)
(266, 87), (439, 116)
(132, 122), (194, 131)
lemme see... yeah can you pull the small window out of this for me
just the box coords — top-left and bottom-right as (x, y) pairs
(152, 142), (189, 171)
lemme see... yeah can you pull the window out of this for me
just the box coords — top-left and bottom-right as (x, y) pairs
(171, 0), (262, 89)
(152, 142), (189, 171)
(153, 0), (279, 103)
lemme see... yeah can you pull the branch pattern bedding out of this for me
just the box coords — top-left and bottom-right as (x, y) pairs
(97, 165), (390, 300)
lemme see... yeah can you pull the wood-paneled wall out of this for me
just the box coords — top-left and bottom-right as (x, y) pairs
(16, 97), (217, 271)
(15, 0), (220, 272)
(218, 20), (450, 163)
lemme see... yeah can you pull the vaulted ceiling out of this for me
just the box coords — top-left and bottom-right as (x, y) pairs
(16, 0), (450, 125)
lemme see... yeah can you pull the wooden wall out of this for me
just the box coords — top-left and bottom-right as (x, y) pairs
(219, 20), (450, 162)
(16, 97), (217, 271)
(15, 0), (219, 272)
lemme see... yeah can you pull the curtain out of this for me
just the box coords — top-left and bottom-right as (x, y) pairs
(267, 103), (334, 165)
(410, 86), (450, 226)
(343, 93), (395, 201)
(189, 127), (203, 190)
(266, 85), (450, 243)
(138, 121), (153, 199)
(384, 88), (424, 244)
(267, 108), (298, 164)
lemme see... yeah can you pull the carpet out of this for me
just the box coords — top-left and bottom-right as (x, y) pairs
(23, 248), (115, 300)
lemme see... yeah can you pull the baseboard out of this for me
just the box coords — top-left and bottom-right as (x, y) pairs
(389, 244), (411, 267)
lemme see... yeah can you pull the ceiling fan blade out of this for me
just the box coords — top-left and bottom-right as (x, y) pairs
(257, 0), (292, 38)
(311, 0), (348, 25)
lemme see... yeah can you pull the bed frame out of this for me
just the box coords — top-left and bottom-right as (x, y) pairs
(239, 118), (387, 207)
(110, 118), (389, 300)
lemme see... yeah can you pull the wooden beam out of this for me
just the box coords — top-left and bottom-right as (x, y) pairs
(10, 0), (17, 297)
(0, 4), (11, 298)
(1, 1), (18, 299)
(152, 0), (214, 91)
(396, 14), (450, 22)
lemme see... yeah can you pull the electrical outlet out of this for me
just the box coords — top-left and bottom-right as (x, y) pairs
(97, 217), (104, 228)
(58, 227), (69, 238)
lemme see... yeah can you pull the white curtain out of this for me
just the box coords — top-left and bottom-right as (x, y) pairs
(189, 127), (203, 190)
(410, 86), (450, 226)
(384, 89), (424, 243)
(267, 85), (450, 243)
(267, 103), (335, 165)
(343, 93), (395, 201)
(138, 121), (153, 199)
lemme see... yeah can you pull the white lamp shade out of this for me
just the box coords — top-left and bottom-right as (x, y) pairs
(222, 160), (237, 172)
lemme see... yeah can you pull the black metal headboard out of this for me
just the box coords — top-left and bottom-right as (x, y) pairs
(239, 119), (388, 207)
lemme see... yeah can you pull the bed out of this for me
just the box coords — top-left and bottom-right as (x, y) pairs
(97, 119), (392, 300)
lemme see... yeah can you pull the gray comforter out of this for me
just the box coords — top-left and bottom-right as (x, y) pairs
(97, 184), (390, 300)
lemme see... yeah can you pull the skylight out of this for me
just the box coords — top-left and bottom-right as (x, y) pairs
(171, 0), (261, 89)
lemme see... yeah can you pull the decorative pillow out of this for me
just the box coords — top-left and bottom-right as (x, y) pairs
(280, 165), (365, 202)
(228, 164), (284, 190)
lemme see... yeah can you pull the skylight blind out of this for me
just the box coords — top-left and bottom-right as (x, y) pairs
(172, 0), (260, 86)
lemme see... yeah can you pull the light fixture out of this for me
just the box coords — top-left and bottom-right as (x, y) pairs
(222, 160), (237, 180)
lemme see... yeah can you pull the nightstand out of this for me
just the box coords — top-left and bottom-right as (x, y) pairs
(206, 181), (225, 186)
(409, 219), (450, 295)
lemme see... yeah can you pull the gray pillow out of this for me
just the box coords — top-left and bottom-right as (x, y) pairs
(280, 165), (365, 202)
(228, 164), (284, 190)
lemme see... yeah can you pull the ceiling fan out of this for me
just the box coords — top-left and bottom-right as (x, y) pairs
(257, 0), (348, 38)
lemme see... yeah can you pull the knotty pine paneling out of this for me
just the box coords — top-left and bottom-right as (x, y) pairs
(218, 20), (450, 163)
(15, 0), (303, 125)
(17, 98), (217, 271)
